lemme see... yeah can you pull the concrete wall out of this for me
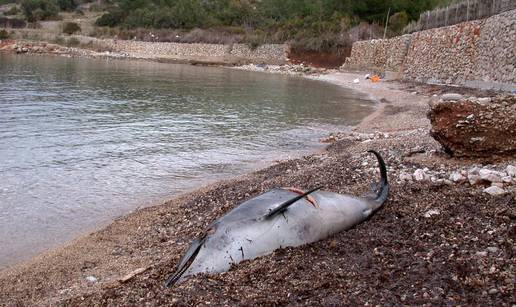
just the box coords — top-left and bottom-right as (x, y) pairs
(101, 40), (288, 65)
(343, 9), (516, 91)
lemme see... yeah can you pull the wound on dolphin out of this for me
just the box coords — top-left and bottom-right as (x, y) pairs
(165, 150), (389, 287)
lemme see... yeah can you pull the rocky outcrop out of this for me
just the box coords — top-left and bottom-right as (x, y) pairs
(428, 94), (516, 157)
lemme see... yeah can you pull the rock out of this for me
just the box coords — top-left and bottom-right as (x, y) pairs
(413, 169), (429, 181)
(86, 276), (98, 283)
(486, 246), (499, 253)
(423, 209), (440, 218)
(479, 169), (503, 183)
(502, 176), (512, 183)
(483, 186), (507, 196)
(427, 95), (516, 157)
(475, 251), (488, 257)
(449, 171), (466, 182)
(399, 172), (413, 181)
(441, 93), (464, 101)
(491, 182), (504, 188)
(506, 165), (516, 177)
(488, 288), (499, 295)
(468, 174), (482, 185)
(477, 97), (491, 104)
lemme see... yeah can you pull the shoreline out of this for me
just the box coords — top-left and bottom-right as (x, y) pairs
(0, 49), (369, 270)
(1, 43), (514, 306)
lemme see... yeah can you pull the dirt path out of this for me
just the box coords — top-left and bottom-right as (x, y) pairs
(0, 71), (514, 306)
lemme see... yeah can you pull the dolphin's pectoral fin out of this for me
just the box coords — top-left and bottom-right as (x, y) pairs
(265, 186), (322, 219)
(164, 234), (206, 288)
(283, 187), (320, 208)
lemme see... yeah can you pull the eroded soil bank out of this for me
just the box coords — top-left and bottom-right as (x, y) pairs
(0, 70), (514, 306)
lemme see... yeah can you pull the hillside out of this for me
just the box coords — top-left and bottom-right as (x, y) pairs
(1, 0), (454, 51)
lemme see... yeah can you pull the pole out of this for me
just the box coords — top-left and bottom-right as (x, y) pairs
(383, 7), (391, 39)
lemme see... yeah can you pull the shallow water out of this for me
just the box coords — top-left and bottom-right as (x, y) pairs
(0, 54), (375, 268)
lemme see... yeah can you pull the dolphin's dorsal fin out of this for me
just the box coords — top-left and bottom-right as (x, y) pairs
(264, 186), (322, 219)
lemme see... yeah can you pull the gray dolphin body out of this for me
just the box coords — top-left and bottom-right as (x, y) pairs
(165, 150), (388, 287)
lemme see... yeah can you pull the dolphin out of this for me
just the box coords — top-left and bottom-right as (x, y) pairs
(165, 150), (388, 287)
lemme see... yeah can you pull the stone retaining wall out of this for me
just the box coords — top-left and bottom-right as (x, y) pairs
(343, 9), (516, 91)
(100, 40), (288, 65)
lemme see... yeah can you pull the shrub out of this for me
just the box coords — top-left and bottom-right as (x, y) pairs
(53, 35), (65, 45)
(0, 29), (9, 39)
(388, 11), (410, 35)
(95, 10), (124, 27)
(56, 0), (76, 11)
(0, 16), (27, 28)
(62, 21), (80, 34)
(21, 0), (59, 22)
(4, 6), (20, 16)
(66, 36), (80, 46)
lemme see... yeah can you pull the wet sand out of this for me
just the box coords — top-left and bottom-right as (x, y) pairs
(0, 70), (514, 306)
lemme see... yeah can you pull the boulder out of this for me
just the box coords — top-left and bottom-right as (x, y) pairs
(441, 93), (464, 101)
(483, 186), (507, 196)
(507, 165), (516, 177)
(428, 95), (516, 157)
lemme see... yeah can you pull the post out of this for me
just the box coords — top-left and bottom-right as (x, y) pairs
(466, 0), (470, 21)
(383, 7), (391, 39)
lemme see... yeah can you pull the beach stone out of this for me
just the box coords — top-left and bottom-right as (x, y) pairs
(488, 288), (499, 295)
(483, 186), (507, 196)
(441, 93), (463, 101)
(86, 276), (98, 283)
(399, 172), (413, 181)
(467, 174), (480, 185)
(486, 246), (499, 253)
(506, 165), (516, 177)
(449, 171), (466, 183)
(479, 169), (503, 183)
(413, 169), (428, 181)
(491, 182), (504, 188)
(423, 209), (440, 218)
(476, 251), (488, 257)
(477, 97), (491, 104)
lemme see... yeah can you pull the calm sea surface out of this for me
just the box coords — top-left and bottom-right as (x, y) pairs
(0, 54), (375, 268)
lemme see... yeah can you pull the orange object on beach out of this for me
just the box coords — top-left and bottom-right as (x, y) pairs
(371, 75), (381, 83)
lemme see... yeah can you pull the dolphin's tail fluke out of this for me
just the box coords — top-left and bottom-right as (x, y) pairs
(367, 150), (389, 210)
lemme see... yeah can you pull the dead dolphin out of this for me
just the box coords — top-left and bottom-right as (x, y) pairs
(165, 150), (388, 287)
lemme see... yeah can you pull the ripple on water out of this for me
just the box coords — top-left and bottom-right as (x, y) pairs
(0, 53), (375, 268)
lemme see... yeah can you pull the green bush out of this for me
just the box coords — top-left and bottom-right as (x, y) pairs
(95, 9), (124, 27)
(0, 29), (9, 39)
(4, 6), (20, 16)
(389, 11), (410, 35)
(62, 21), (80, 34)
(56, 0), (76, 11)
(66, 36), (80, 46)
(21, 0), (59, 22)
(53, 35), (65, 44)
